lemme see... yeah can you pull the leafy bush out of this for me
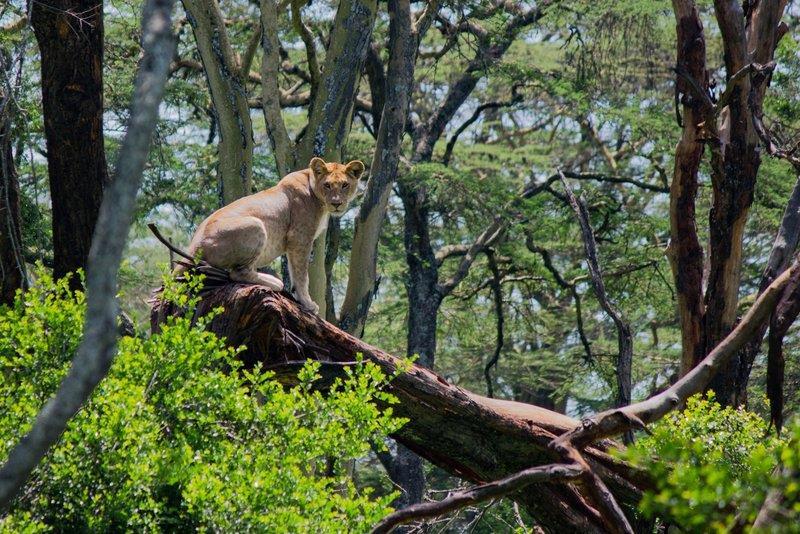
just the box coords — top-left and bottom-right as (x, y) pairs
(621, 394), (781, 532)
(0, 270), (405, 532)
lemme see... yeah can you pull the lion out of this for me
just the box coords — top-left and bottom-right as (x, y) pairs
(175, 157), (365, 314)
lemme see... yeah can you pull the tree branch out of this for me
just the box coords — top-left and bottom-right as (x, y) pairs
(290, 0), (320, 95)
(484, 250), (504, 398)
(339, 0), (416, 336)
(522, 171), (668, 197)
(552, 256), (800, 449)
(526, 238), (594, 363)
(412, 2), (548, 162)
(437, 217), (505, 296)
(442, 88), (522, 166)
(0, 0), (175, 507)
(260, 0), (295, 176)
(370, 463), (584, 534)
(560, 174), (632, 412)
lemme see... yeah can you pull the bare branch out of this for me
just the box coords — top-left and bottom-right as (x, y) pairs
(525, 238), (594, 362)
(560, 174), (632, 411)
(412, 2), (549, 162)
(370, 463), (584, 534)
(552, 257), (800, 449)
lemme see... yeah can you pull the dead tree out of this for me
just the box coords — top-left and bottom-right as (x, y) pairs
(151, 280), (651, 532)
(150, 247), (797, 532)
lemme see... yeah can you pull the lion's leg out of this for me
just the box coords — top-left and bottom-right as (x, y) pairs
(229, 268), (284, 291)
(287, 243), (318, 314)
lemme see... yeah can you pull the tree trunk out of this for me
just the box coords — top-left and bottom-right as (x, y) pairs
(259, 0), (295, 178)
(31, 0), (109, 289)
(704, 0), (786, 405)
(669, 0), (708, 376)
(150, 283), (649, 533)
(0, 0), (176, 506)
(0, 54), (26, 304)
(290, 0), (378, 314)
(340, 0), (417, 335)
(182, 0), (254, 205)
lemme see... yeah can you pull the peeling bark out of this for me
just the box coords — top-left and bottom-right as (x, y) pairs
(669, 0), (708, 375)
(704, 0), (787, 405)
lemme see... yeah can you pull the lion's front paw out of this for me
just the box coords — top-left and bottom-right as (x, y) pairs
(298, 297), (320, 315)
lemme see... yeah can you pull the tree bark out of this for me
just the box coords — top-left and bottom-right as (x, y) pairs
(30, 0), (109, 289)
(340, 0), (419, 336)
(288, 0), (378, 314)
(150, 283), (650, 532)
(669, 0), (708, 375)
(736, 174), (800, 406)
(389, 4), (549, 507)
(182, 0), (254, 205)
(0, 50), (26, 305)
(704, 0), (787, 405)
(259, 0), (295, 178)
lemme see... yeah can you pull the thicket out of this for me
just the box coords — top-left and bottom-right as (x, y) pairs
(0, 271), (404, 532)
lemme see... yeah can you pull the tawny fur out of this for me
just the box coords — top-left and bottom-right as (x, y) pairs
(175, 157), (364, 314)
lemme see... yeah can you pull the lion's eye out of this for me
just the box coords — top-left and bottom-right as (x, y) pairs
(342, 182), (349, 189)
(324, 183), (332, 189)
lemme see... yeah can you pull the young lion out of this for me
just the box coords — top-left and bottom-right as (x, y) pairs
(177, 157), (365, 314)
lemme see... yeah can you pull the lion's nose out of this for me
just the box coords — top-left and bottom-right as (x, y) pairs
(332, 201), (343, 208)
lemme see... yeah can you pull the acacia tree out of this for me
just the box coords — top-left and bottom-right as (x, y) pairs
(166, 0), (800, 519)
(667, 0), (790, 407)
(181, 0), (255, 204)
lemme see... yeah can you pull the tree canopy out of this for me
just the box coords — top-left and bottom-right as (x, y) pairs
(1, 0), (800, 531)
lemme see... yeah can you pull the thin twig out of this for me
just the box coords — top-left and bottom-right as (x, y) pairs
(560, 172), (633, 414)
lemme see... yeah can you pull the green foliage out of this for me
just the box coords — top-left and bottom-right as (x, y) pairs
(0, 271), (405, 532)
(621, 394), (781, 532)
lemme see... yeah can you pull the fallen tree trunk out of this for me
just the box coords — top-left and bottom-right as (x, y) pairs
(151, 281), (650, 532)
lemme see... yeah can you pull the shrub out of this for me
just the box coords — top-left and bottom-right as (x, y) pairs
(0, 270), (405, 532)
(621, 394), (781, 532)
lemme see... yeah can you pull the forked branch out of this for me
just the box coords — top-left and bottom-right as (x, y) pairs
(552, 257), (800, 449)
(370, 463), (584, 534)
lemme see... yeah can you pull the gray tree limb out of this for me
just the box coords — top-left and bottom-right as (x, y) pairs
(182, 0), (254, 204)
(0, 0), (176, 508)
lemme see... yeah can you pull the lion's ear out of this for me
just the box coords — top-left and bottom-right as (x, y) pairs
(345, 160), (366, 180)
(310, 157), (328, 177)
